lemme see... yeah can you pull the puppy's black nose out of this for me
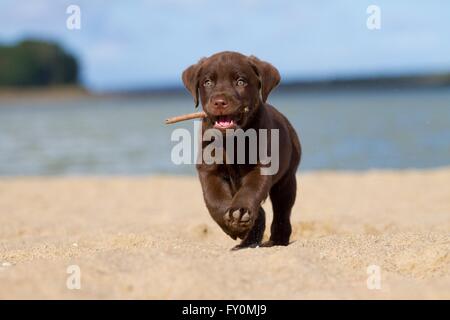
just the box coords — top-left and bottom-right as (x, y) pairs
(213, 98), (228, 109)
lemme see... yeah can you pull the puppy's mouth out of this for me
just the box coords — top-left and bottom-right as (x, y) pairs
(214, 115), (235, 129)
(212, 114), (240, 130)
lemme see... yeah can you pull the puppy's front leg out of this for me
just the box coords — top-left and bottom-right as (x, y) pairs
(197, 169), (236, 238)
(225, 168), (272, 246)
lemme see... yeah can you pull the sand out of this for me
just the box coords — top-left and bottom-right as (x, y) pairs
(0, 168), (449, 299)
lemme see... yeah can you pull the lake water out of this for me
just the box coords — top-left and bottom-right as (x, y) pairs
(1, 88), (450, 176)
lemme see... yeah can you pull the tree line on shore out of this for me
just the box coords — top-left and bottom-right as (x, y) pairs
(0, 39), (79, 87)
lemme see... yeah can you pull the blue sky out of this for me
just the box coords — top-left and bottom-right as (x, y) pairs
(1, 0), (449, 91)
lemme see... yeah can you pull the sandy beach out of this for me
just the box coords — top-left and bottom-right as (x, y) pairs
(0, 168), (449, 299)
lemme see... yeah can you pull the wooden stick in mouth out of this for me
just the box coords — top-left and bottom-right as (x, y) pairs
(165, 111), (207, 124)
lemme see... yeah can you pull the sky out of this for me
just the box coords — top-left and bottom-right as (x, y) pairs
(0, 0), (449, 92)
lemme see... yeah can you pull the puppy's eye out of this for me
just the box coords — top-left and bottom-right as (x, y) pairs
(203, 79), (213, 87)
(236, 79), (247, 87)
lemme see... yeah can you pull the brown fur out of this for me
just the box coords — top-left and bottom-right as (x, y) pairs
(182, 51), (301, 250)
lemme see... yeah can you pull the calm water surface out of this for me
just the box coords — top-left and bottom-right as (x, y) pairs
(0, 88), (449, 175)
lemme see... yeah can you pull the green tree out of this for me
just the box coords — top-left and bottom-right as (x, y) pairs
(0, 39), (79, 87)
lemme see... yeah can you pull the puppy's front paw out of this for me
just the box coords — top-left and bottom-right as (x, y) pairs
(223, 208), (253, 237)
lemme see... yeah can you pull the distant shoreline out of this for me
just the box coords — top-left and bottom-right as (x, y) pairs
(0, 86), (94, 103)
(111, 71), (450, 97)
(1, 71), (450, 102)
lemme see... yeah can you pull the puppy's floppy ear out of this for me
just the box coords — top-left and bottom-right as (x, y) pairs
(182, 58), (204, 108)
(248, 55), (281, 103)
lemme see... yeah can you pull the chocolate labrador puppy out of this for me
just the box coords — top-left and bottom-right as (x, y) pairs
(182, 51), (301, 249)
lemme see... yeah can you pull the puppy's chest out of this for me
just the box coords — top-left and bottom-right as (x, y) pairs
(219, 164), (253, 192)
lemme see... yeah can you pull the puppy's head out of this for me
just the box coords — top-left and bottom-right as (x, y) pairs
(182, 51), (280, 130)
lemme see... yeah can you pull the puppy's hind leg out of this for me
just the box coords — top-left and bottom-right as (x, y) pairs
(232, 207), (266, 250)
(262, 173), (296, 247)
